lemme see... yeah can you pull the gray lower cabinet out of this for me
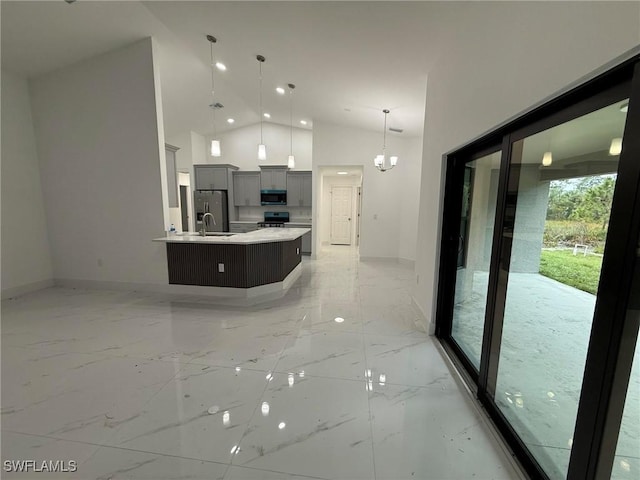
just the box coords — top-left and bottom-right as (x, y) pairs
(229, 223), (258, 234)
(287, 171), (312, 207)
(233, 172), (261, 206)
(286, 224), (312, 254)
(301, 231), (311, 254)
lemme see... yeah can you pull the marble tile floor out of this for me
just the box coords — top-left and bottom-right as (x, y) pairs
(1, 246), (521, 480)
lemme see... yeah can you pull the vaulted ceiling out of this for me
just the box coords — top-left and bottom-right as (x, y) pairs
(2, 1), (439, 139)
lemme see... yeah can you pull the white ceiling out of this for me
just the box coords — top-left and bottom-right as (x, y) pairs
(319, 165), (364, 179)
(521, 100), (629, 165)
(1, 1), (436, 139)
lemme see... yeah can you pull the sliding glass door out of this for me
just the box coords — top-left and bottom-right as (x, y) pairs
(494, 100), (628, 478)
(436, 54), (640, 480)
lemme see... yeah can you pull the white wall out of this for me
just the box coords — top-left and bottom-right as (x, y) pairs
(312, 121), (423, 260)
(320, 174), (362, 246)
(414, 1), (640, 331)
(398, 136), (423, 263)
(30, 38), (169, 285)
(167, 132), (193, 173)
(191, 131), (207, 166)
(1, 70), (54, 297)
(208, 123), (312, 171)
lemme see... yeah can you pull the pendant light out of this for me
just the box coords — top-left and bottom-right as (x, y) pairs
(609, 137), (623, 156)
(207, 35), (221, 157)
(374, 109), (398, 172)
(256, 55), (267, 161)
(287, 83), (296, 169)
(541, 131), (554, 167)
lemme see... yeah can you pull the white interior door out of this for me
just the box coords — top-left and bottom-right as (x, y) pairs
(331, 186), (352, 245)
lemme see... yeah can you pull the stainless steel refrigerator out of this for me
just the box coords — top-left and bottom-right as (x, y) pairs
(194, 190), (229, 233)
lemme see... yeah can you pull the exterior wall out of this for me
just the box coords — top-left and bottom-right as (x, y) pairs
(510, 166), (551, 273)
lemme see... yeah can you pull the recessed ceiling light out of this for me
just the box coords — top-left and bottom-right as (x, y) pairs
(227, 118), (235, 124)
(300, 120), (308, 125)
(334, 316), (345, 322)
(264, 113), (271, 118)
(276, 87), (285, 94)
(620, 102), (629, 113)
(337, 172), (348, 175)
(215, 62), (227, 71)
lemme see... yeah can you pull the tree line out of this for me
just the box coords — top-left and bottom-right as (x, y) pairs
(546, 176), (616, 230)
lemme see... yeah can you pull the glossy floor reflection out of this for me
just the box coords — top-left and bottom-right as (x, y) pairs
(1, 246), (519, 479)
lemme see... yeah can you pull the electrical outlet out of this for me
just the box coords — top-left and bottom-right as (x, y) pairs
(373, 214), (378, 220)
(218, 263), (225, 273)
(97, 258), (103, 267)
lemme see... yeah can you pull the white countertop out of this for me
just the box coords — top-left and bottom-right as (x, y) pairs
(153, 228), (311, 245)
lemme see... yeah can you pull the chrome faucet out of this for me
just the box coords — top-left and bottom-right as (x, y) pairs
(200, 212), (216, 236)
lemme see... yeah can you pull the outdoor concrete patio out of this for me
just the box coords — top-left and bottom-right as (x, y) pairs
(452, 270), (639, 479)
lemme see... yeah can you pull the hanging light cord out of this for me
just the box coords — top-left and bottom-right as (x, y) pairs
(210, 40), (217, 139)
(383, 110), (388, 157)
(290, 87), (293, 155)
(259, 60), (263, 144)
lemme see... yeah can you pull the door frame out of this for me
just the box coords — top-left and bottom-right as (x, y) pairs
(435, 52), (640, 480)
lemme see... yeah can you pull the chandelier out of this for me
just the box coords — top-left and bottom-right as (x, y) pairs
(374, 109), (398, 172)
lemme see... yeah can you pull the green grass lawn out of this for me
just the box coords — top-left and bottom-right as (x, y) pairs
(539, 249), (603, 295)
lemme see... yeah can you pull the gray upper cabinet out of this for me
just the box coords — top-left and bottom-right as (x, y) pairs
(260, 167), (288, 190)
(287, 171), (312, 207)
(165, 144), (179, 208)
(194, 165), (230, 190)
(233, 172), (261, 206)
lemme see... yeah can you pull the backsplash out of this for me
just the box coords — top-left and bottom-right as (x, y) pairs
(238, 206), (312, 222)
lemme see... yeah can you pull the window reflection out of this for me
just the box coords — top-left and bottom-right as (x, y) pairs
(451, 151), (501, 369)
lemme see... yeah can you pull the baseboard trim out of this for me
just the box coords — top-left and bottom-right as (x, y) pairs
(53, 263), (303, 307)
(411, 295), (433, 335)
(1, 279), (55, 300)
(359, 255), (398, 262)
(398, 257), (415, 268)
(359, 256), (415, 267)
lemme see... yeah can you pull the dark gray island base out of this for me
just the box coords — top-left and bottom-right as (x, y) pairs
(166, 238), (301, 288)
(152, 228), (311, 302)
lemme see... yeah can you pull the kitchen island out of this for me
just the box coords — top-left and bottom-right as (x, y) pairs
(153, 228), (310, 297)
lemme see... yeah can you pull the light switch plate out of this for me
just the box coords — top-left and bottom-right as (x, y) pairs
(218, 263), (225, 273)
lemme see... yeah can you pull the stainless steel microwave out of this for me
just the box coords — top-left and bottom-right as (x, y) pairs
(260, 190), (287, 205)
